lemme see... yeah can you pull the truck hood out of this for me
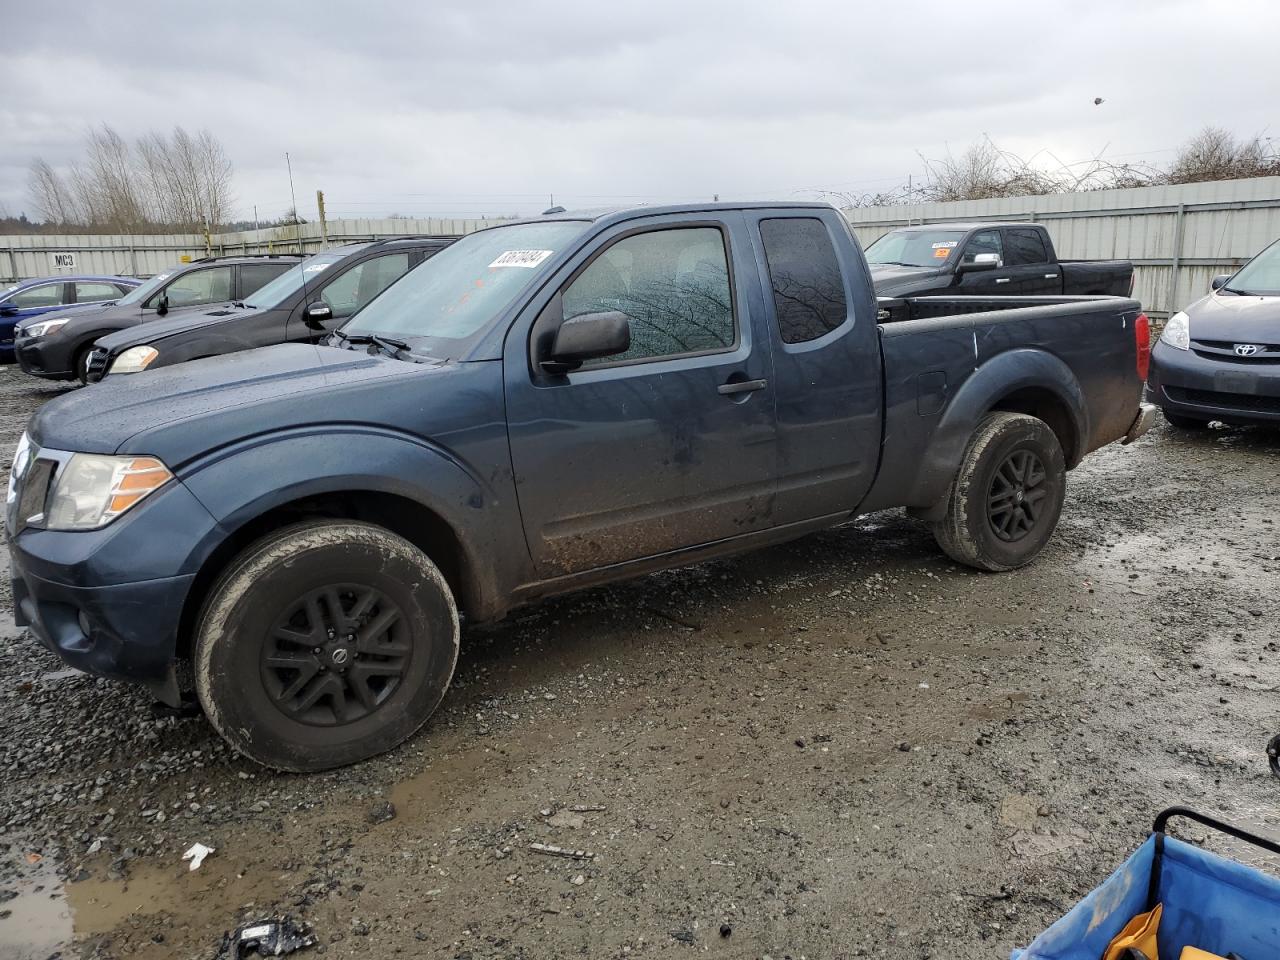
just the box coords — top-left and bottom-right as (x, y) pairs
(868, 263), (951, 296)
(1184, 291), (1280, 342)
(28, 343), (438, 463)
(93, 302), (260, 351)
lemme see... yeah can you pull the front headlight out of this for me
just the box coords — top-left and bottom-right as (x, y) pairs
(1160, 311), (1190, 350)
(45, 454), (172, 530)
(109, 345), (159, 375)
(23, 317), (71, 338)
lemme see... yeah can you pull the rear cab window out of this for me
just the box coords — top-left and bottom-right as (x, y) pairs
(759, 217), (849, 344)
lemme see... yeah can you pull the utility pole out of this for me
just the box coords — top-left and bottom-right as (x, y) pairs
(316, 190), (329, 249)
(285, 151), (303, 254)
(202, 217), (212, 257)
(253, 205), (259, 231)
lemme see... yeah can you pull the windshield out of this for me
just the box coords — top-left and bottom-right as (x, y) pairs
(246, 251), (345, 308)
(343, 221), (586, 345)
(865, 229), (967, 268)
(1223, 240), (1280, 296)
(117, 268), (177, 305)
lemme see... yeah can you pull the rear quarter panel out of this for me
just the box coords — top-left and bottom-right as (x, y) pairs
(859, 297), (1143, 513)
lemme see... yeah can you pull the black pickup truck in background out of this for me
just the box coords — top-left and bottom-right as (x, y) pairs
(864, 222), (1134, 302)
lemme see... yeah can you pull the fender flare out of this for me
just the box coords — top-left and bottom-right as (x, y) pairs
(904, 348), (1090, 516)
(174, 426), (517, 622)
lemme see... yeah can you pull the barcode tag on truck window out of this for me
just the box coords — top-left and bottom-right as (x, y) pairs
(931, 241), (957, 249)
(489, 250), (553, 269)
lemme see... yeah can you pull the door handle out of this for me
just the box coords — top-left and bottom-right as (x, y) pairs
(1044, 273), (1059, 279)
(995, 277), (1011, 284)
(718, 378), (767, 396)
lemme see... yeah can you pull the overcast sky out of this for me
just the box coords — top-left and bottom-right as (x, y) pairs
(2, 0), (1277, 223)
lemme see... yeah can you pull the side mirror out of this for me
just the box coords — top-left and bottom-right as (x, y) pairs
(957, 253), (1001, 274)
(1210, 274), (1231, 291)
(154, 294), (169, 316)
(541, 311), (631, 374)
(0, 301), (16, 316)
(304, 301), (334, 327)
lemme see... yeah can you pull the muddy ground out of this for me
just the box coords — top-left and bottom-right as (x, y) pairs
(0, 364), (1276, 960)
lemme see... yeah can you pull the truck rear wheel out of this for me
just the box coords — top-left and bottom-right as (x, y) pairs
(193, 520), (460, 771)
(930, 412), (1066, 572)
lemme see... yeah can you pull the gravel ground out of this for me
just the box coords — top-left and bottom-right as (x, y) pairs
(0, 364), (1276, 960)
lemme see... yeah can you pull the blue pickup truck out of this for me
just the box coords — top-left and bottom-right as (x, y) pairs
(6, 202), (1155, 770)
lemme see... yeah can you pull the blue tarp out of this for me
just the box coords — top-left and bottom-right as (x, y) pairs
(1013, 835), (1280, 959)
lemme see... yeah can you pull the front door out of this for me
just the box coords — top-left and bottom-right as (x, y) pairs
(504, 215), (778, 579)
(955, 229), (1009, 295)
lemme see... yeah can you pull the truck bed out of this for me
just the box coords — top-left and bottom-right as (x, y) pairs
(858, 295), (1146, 515)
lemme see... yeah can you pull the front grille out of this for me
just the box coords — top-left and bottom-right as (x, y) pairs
(85, 347), (110, 382)
(1165, 386), (1280, 415)
(1190, 339), (1280, 363)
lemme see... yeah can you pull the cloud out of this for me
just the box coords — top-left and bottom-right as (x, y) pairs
(2, 0), (1277, 221)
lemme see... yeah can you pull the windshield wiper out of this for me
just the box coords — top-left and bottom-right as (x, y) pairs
(1221, 287), (1253, 296)
(329, 329), (413, 360)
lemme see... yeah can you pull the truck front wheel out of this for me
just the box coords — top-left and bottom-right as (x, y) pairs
(193, 520), (460, 771)
(930, 412), (1067, 572)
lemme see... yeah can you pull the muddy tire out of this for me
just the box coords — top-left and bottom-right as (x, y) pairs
(1162, 409), (1211, 431)
(930, 412), (1066, 572)
(194, 520), (459, 772)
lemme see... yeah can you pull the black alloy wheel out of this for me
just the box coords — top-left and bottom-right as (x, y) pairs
(262, 584), (411, 726)
(986, 449), (1048, 543)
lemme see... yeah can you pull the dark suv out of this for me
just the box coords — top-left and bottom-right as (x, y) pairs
(16, 255), (302, 382)
(86, 238), (452, 381)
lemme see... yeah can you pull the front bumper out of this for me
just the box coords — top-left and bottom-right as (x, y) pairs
(12, 563), (194, 684)
(7, 478), (221, 698)
(15, 334), (75, 379)
(1147, 340), (1280, 425)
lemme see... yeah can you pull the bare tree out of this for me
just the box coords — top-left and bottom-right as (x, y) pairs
(27, 124), (236, 232)
(1168, 127), (1280, 183)
(75, 125), (151, 230)
(27, 158), (81, 224)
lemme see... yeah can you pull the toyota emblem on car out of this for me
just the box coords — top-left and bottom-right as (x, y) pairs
(1234, 343), (1262, 356)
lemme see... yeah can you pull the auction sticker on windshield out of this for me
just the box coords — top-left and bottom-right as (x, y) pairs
(489, 250), (553, 269)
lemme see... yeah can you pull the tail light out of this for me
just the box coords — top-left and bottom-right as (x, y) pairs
(1135, 312), (1150, 380)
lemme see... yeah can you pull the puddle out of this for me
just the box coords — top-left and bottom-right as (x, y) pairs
(0, 851), (73, 960)
(0, 836), (299, 955)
